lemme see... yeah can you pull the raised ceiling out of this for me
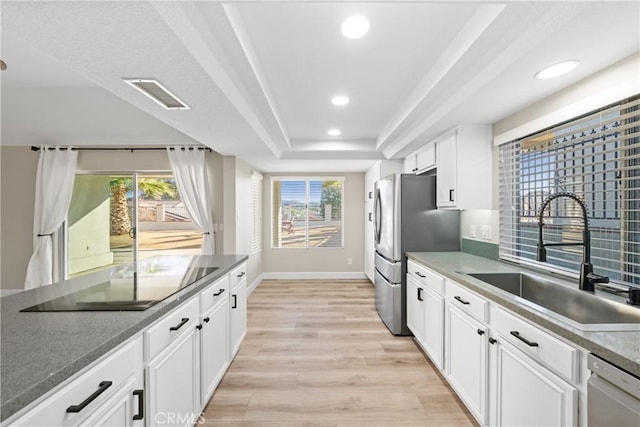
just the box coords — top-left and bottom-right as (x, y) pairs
(1, 1), (639, 172)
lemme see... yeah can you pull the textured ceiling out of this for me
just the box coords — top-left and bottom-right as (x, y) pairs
(1, 1), (639, 172)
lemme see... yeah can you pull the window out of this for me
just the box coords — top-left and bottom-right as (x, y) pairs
(271, 177), (344, 249)
(65, 172), (202, 278)
(499, 95), (640, 285)
(251, 172), (263, 254)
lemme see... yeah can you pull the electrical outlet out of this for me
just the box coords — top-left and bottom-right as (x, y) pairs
(482, 225), (492, 240)
(469, 224), (477, 238)
(347, 258), (353, 265)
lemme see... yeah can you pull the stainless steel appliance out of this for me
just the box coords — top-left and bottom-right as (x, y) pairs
(588, 354), (640, 427)
(373, 173), (460, 335)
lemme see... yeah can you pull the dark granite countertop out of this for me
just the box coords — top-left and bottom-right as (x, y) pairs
(406, 252), (640, 377)
(0, 255), (247, 422)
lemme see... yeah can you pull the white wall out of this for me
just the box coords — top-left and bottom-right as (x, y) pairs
(221, 156), (262, 290)
(261, 172), (365, 278)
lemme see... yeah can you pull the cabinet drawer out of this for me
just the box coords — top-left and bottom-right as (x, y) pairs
(407, 260), (444, 294)
(145, 297), (199, 361)
(494, 306), (578, 382)
(199, 275), (230, 313)
(13, 338), (139, 427)
(229, 263), (247, 288)
(446, 280), (488, 323)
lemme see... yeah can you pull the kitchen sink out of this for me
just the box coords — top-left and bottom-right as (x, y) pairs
(466, 272), (640, 331)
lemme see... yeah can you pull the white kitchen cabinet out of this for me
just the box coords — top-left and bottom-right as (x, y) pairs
(489, 336), (577, 427)
(229, 263), (248, 360)
(81, 378), (141, 427)
(436, 125), (492, 209)
(406, 275), (425, 343)
(364, 160), (403, 282)
(145, 298), (200, 427)
(421, 285), (445, 370)
(445, 282), (489, 425)
(199, 276), (230, 407)
(10, 337), (144, 427)
(406, 260), (445, 370)
(405, 143), (436, 174)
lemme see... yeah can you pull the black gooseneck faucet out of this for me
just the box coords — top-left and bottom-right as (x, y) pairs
(536, 192), (609, 292)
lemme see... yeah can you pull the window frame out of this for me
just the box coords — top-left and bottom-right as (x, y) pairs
(270, 176), (345, 250)
(251, 171), (263, 255)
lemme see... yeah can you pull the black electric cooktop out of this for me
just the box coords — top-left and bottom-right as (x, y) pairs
(21, 256), (218, 312)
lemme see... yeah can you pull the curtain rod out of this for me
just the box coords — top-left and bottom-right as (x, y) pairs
(30, 146), (211, 152)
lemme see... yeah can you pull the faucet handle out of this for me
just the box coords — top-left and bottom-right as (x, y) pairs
(586, 273), (609, 284)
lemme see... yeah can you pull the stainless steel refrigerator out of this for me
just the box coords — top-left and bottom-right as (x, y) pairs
(373, 173), (460, 335)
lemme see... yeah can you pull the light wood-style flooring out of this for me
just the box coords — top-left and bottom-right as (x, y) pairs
(200, 279), (477, 426)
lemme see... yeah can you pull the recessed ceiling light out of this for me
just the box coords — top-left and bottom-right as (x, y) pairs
(331, 95), (349, 106)
(535, 60), (580, 80)
(328, 129), (341, 136)
(341, 16), (369, 39)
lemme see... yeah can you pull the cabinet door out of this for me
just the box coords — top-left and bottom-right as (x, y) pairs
(490, 338), (577, 427)
(200, 300), (230, 406)
(230, 281), (248, 359)
(81, 379), (140, 427)
(404, 154), (417, 173)
(436, 135), (457, 207)
(421, 286), (444, 370)
(415, 144), (436, 174)
(146, 327), (199, 427)
(445, 304), (488, 425)
(406, 276), (425, 342)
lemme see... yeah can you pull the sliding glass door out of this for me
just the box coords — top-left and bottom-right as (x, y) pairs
(66, 172), (202, 278)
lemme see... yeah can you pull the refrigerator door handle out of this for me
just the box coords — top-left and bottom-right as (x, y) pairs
(374, 189), (382, 244)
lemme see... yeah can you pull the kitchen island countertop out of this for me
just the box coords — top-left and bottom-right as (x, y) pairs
(0, 254), (247, 422)
(406, 251), (640, 377)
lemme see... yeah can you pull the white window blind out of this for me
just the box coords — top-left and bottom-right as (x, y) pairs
(271, 177), (344, 249)
(499, 95), (640, 286)
(251, 172), (263, 254)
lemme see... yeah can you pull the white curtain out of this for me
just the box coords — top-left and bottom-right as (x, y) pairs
(24, 146), (78, 290)
(167, 146), (215, 255)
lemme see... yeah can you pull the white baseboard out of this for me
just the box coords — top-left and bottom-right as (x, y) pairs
(1, 289), (22, 297)
(261, 272), (367, 280)
(248, 273), (264, 296)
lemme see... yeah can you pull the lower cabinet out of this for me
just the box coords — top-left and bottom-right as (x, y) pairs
(9, 337), (144, 427)
(81, 378), (142, 427)
(200, 297), (229, 406)
(489, 337), (577, 427)
(145, 322), (200, 427)
(445, 303), (488, 425)
(406, 260), (581, 427)
(406, 275), (425, 343)
(421, 285), (444, 370)
(230, 276), (248, 360)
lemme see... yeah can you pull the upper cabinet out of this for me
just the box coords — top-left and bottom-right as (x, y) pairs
(404, 143), (436, 174)
(436, 125), (492, 210)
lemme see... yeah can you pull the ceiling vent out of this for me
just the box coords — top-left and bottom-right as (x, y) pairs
(123, 78), (189, 110)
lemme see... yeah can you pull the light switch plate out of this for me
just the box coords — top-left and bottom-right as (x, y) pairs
(469, 224), (477, 238)
(482, 225), (492, 240)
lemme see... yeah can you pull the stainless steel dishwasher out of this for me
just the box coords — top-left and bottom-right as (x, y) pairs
(588, 354), (640, 427)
